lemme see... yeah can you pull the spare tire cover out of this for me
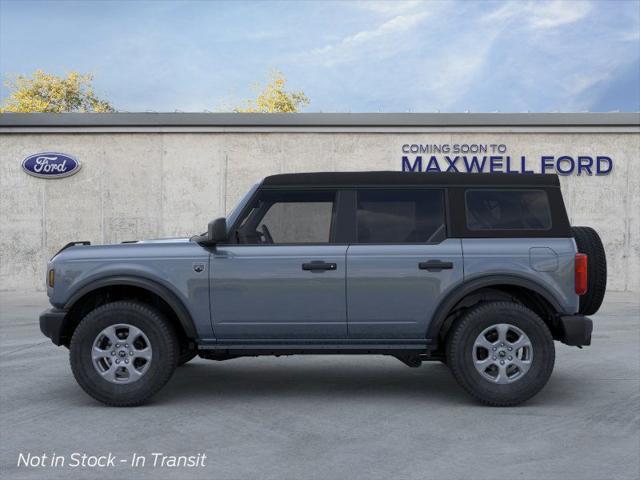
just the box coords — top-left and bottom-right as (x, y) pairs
(571, 226), (607, 315)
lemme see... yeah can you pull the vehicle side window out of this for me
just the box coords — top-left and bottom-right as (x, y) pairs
(356, 189), (446, 243)
(236, 190), (336, 244)
(465, 189), (551, 230)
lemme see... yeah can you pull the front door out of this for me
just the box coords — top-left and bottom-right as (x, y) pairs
(346, 188), (463, 339)
(211, 189), (347, 340)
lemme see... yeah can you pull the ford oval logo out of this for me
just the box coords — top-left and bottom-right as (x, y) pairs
(21, 152), (81, 179)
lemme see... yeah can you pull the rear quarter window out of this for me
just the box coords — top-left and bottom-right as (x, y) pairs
(465, 189), (552, 231)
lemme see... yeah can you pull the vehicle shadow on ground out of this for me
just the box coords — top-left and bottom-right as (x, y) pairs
(152, 359), (471, 405)
(151, 359), (578, 407)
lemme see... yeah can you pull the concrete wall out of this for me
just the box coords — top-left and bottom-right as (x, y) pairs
(1, 131), (639, 291)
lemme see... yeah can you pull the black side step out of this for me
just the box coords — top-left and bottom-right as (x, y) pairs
(196, 341), (432, 358)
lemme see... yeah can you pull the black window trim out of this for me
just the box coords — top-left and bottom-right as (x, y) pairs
(225, 185), (452, 246)
(223, 183), (571, 245)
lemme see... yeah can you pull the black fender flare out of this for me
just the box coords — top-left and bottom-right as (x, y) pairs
(64, 275), (197, 338)
(425, 274), (565, 342)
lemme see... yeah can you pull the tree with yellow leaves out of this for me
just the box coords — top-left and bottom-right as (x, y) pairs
(235, 71), (309, 113)
(1, 70), (114, 113)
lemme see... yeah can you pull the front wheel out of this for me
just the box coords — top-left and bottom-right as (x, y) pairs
(70, 301), (179, 407)
(446, 302), (555, 406)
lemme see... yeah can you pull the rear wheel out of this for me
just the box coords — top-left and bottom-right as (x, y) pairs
(446, 302), (555, 406)
(70, 301), (179, 407)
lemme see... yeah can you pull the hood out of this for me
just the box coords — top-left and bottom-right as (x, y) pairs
(50, 237), (195, 262)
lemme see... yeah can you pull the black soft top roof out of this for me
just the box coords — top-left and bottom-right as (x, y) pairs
(262, 171), (560, 187)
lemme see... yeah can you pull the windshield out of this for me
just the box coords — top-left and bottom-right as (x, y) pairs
(190, 182), (260, 242)
(225, 182), (260, 231)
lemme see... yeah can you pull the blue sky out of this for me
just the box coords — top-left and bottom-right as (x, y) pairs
(1, 0), (638, 112)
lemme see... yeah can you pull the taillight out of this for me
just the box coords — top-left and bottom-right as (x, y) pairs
(575, 253), (588, 295)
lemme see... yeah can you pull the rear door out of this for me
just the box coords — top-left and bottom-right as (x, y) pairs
(346, 188), (463, 339)
(211, 189), (348, 340)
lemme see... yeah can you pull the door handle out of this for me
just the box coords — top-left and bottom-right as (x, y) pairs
(302, 261), (337, 272)
(419, 260), (453, 272)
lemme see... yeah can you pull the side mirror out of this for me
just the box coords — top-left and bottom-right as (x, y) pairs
(207, 217), (228, 245)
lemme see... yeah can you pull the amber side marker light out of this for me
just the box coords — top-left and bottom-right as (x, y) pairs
(575, 253), (588, 295)
(48, 269), (55, 288)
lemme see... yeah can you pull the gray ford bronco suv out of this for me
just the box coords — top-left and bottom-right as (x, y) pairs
(40, 172), (606, 407)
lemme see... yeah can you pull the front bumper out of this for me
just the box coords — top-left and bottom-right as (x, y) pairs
(39, 308), (68, 346)
(557, 314), (593, 347)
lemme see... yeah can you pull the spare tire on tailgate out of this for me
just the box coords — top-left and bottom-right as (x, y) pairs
(571, 226), (607, 315)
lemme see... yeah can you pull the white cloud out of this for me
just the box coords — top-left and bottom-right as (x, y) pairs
(307, 11), (429, 66)
(313, 12), (428, 53)
(528, 0), (592, 29)
(352, 0), (426, 15)
(406, 1), (591, 110)
(302, 2), (498, 109)
(416, 30), (501, 109)
(295, 0), (626, 112)
(482, 0), (592, 30)
(568, 72), (611, 97)
(481, 2), (525, 23)
(619, 30), (640, 42)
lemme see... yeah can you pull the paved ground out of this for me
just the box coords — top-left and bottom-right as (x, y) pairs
(0, 291), (638, 480)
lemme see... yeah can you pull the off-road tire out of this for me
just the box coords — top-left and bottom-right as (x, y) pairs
(572, 226), (607, 315)
(446, 302), (555, 407)
(70, 301), (179, 407)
